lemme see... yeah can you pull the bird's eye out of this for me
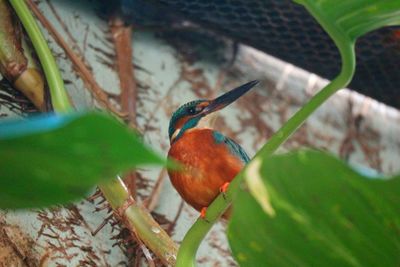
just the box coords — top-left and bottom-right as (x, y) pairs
(187, 107), (196, 114)
(187, 105), (204, 115)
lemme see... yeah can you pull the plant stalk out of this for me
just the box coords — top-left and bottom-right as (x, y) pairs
(99, 178), (178, 266)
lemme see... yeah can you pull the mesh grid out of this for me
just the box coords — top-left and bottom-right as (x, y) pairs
(123, 0), (400, 108)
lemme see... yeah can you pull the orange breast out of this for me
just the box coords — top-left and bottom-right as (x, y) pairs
(167, 129), (244, 211)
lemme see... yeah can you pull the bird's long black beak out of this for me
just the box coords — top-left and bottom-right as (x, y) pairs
(202, 80), (259, 115)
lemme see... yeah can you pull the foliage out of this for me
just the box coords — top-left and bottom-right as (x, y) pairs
(0, 112), (164, 209)
(228, 150), (400, 267)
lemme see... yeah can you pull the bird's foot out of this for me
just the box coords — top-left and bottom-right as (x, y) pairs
(200, 207), (210, 223)
(200, 207), (207, 218)
(219, 182), (230, 200)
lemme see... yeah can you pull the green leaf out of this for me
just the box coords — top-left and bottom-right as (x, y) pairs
(295, 0), (400, 41)
(228, 150), (400, 267)
(0, 112), (164, 209)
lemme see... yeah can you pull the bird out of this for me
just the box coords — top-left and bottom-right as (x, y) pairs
(167, 80), (259, 218)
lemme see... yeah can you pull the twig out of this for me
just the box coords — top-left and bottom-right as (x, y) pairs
(86, 188), (103, 202)
(45, 0), (83, 55)
(122, 172), (138, 199)
(132, 230), (155, 267)
(167, 200), (184, 235)
(25, 0), (126, 118)
(144, 169), (167, 212)
(91, 214), (113, 236)
(212, 69), (226, 98)
(110, 16), (137, 127)
(142, 74), (183, 132)
(110, 15), (139, 196)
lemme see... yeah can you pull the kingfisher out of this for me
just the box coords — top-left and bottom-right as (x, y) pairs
(167, 80), (259, 218)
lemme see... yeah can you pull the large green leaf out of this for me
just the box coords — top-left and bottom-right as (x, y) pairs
(295, 0), (400, 41)
(228, 150), (400, 267)
(0, 112), (164, 209)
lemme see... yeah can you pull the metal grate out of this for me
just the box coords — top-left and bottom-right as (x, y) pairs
(122, 0), (400, 109)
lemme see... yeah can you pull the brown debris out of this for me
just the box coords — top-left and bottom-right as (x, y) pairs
(339, 100), (382, 170)
(0, 219), (40, 267)
(35, 206), (109, 266)
(131, 230), (155, 267)
(181, 64), (214, 99)
(0, 78), (37, 114)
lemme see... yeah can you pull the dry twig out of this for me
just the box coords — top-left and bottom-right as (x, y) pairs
(110, 16), (139, 197)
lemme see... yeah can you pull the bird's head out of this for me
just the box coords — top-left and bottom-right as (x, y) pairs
(168, 80), (259, 143)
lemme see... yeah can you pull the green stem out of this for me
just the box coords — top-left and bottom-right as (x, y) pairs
(99, 178), (178, 266)
(176, 11), (356, 267)
(10, 1), (178, 265)
(8, 0), (71, 112)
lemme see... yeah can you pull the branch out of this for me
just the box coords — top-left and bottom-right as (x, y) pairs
(110, 15), (138, 197)
(110, 16), (137, 127)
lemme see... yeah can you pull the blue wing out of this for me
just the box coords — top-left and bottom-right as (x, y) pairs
(212, 131), (250, 164)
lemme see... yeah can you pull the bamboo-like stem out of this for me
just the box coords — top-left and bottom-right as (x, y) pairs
(0, 0), (27, 80)
(175, 6), (357, 267)
(9, 1), (178, 265)
(9, 0), (70, 113)
(99, 178), (178, 266)
(0, 0), (46, 111)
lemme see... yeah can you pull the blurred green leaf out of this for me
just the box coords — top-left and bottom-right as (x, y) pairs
(0, 112), (164, 209)
(228, 150), (400, 267)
